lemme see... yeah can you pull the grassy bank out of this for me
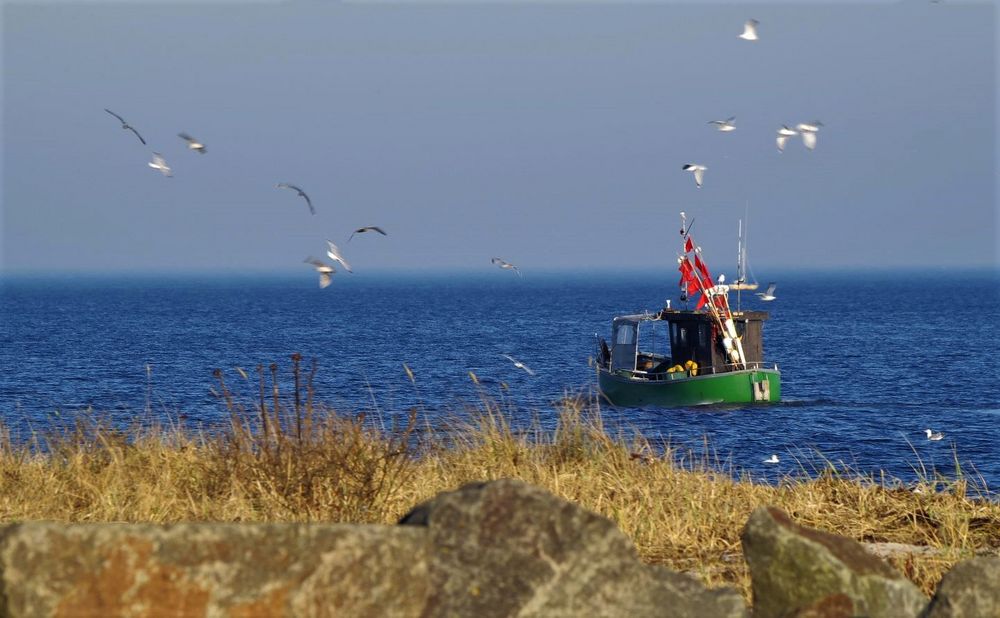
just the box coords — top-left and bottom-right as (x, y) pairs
(1, 372), (998, 601)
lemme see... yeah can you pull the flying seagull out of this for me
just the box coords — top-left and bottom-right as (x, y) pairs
(776, 125), (798, 153)
(682, 164), (707, 188)
(178, 133), (206, 154)
(708, 117), (736, 132)
(925, 428), (944, 441)
(491, 257), (522, 277)
(756, 282), (777, 301)
(502, 354), (536, 376)
(304, 257), (335, 289)
(325, 240), (353, 273)
(739, 19), (759, 41)
(796, 121), (823, 151)
(348, 226), (388, 242)
(763, 454), (780, 464)
(147, 152), (173, 177)
(276, 183), (315, 215)
(104, 108), (146, 145)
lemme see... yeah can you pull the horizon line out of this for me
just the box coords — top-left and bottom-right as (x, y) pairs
(2, 264), (998, 281)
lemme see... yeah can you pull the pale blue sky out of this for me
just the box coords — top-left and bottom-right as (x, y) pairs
(2, 1), (996, 275)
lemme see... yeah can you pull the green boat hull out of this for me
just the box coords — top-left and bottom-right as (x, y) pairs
(598, 367), (781, 407)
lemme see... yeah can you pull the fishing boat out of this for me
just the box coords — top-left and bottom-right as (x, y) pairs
(595, 213), (780, 407)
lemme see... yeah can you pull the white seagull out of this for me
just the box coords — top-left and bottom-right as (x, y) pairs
(104, 109), (146, 145)
(502, 354), (536, 376)
(739, 19), (759, 41)
(682, 164), (707, 188)
(276, 183), (315, 215)
(925, 429), (944, 441)
(756, 282), (777, 301)
(304, 257), (335, 289)
(796, 121), (823, 151)
(776, 125), (798, 153)
(491, 257), (522, 277)
(147, 152), (172, 177)
(325, 240), (353, 273)
(708, 117), (736, 132)
(348, 226), (388, 242)
(178, 133), (206, 154)
(763, 454), (780, 464)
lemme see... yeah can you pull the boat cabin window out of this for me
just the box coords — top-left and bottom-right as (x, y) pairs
(670, 324), (688, 347)
(611, 320), (639, 372)
(615, 323), (635, 345)
(638, 320), (669, 358)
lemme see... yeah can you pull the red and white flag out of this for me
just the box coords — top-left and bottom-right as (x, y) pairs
(678, 258), (701, 295)
(694, 254), (713, 287)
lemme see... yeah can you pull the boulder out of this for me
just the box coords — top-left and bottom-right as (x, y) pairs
(0, 523), (430, 617)
(399, 478), (747, 617)
(0, 481), (749, 617)
(741, 506), (927, 618)
(922, 557), (1000, 618)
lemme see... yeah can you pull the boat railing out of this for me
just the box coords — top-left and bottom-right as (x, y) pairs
(614, 361), (779, 381)
(713, 362), (779, 373)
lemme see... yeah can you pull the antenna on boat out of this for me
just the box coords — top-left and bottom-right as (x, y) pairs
(734, 200), (756, 312)
(736, 217), (743, 312)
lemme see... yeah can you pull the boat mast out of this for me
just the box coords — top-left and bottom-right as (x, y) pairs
(736, 218), (743, 312)
(677, 214), (747, 370)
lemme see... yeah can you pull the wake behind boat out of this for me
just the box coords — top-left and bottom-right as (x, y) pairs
(595, 213), (780, 407)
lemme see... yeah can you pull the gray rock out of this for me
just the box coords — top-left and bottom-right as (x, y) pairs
(0, 523), (430, 617)
(865, 542), (945, 560)
(741, 506), (927, 618)
(0, 481), (749, 617)
(922, 557), (1000, 618)
(400, 478), (747, 617)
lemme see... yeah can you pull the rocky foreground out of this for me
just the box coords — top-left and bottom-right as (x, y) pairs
(1, 479), (997, 617)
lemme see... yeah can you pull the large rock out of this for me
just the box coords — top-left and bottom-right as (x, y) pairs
(399, 478), (747, 617)
(0, 523), (430, 617)
(741, 506), (927, 618)
(922, 557), (1000, 618)
(0, 481), (749, 617)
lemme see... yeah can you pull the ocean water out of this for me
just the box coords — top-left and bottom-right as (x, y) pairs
(2, 270), (998, 489)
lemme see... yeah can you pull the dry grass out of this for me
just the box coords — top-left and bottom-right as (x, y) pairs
(1, 363), (997, 601)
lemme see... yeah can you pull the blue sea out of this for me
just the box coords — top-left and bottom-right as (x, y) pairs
(2, 271), (998, 489)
